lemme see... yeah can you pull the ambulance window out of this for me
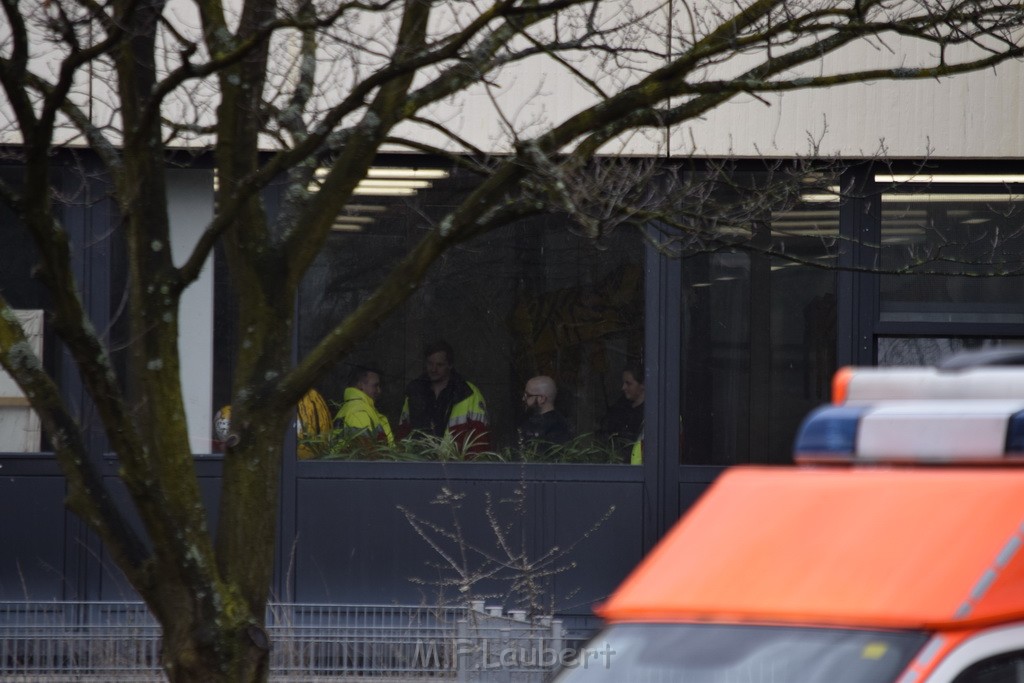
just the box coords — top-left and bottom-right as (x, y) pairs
(552, 623), (927, 683)
(952, 651), (1024, 683)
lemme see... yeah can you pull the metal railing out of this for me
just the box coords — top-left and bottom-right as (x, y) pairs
(0, 601), (569, 681)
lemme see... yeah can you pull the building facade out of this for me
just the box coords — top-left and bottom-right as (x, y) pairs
(4, 154), (1024, 630)
(3, 8), (1024, 629)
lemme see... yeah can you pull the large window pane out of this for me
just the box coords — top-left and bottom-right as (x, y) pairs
(880, 184), (1024, 323)
(296, 165), (645, 462)
(681, 192), (838, 465)
(0, 166), (52, 453)
(878, 337), (1020, 366)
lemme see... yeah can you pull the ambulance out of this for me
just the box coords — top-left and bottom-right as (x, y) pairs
(555, 351), (1024, 683)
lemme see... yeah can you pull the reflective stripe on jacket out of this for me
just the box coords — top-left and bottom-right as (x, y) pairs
(399, 374), (490, 453)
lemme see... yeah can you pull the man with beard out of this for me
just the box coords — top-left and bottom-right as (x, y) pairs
(518, 375), (571, 459)
(398, 340), (490, 453)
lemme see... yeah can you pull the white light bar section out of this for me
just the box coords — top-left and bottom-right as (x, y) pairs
(856, 400), (1024, 460)
(876, 174), (1024, 184)
(843, 367), (1024, 402)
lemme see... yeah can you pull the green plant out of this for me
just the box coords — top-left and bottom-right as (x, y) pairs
(304, 428), (627, 464)
(514, 433), (625, 464)
(307, 429), (506, 462)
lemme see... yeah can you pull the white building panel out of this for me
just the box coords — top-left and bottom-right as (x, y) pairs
(167, 170), (215, 455)
(4, 0), (1023, 160)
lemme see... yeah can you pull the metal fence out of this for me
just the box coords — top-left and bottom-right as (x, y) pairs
(0, 601), (573, 681)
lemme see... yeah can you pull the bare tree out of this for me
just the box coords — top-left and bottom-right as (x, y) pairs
(1, 0), (1023, 680)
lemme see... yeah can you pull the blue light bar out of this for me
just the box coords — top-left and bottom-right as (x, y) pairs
(793, 406), (868, 458)
(1005, 410), (1024, 453)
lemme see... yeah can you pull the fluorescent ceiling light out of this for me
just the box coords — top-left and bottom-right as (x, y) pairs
(883, 193), (1024, 203)
(770, 222), (835, 229)
(876, 174), (1024, 184)
(331, 223), (365, 232)
(716, 226), (754, 237)
(799, 193), (842, 203)
(315, 166), (449, 180)
(351, 187), (417, 196)
(772, 227), (840, 236)
(772, 210), (839, 219)
(366, 168), (449, 179)
(357, 179), (431, 189)
(773, 209), (926, 219)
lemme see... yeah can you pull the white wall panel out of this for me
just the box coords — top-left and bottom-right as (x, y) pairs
(668, 64), (1024, 159)
(167, 170), (215, 454)
(7, 0), (1023, 160)
(397, 44), (1024, 159)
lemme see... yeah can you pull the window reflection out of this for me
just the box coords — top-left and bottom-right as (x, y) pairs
(878, 338), (1019, 367)
(680, 194), (839, 465)
(0, 168), (52, 454)
(880, 184), (1024, 324)
(295, 167), (645, 462)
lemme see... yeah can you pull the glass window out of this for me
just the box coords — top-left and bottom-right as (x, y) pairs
(880, 183), (1024, 324)
(952, 650), (1024, 683)
(0, 166), (53, 453)
(552, 623), (927, 683)
(680, 187), (838, 465)
(295, 164), (645, 462)
(878, 337), (1022, 366)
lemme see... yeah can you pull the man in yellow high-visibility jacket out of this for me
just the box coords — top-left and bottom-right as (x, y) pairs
(336, 365), (394, 448)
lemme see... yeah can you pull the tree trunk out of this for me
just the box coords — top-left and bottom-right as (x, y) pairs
(160, 618), (271, 683)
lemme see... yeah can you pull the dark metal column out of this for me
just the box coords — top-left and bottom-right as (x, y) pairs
(643, 232), (682, 549)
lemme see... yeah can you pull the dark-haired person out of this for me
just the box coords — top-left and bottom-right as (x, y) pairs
(398, 340), (490, 453)
(600, 363), (645, 463)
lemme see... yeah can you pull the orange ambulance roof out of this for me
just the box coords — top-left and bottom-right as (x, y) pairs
(599, 466), (1024, 631)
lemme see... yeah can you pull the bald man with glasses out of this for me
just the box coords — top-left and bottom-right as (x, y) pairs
(518, 375), (571, 459)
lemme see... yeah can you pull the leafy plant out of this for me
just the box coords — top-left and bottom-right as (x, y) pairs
(307, 429), (505, 462)
(303, 429), (627, 464)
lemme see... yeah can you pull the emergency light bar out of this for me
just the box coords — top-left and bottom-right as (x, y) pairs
(795, 363), (1024, 463)
(794, 401), (1024, 462)
(832, 365), (1024, 404)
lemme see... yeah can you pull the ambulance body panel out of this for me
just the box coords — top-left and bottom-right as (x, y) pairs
(555, 360), (1024, 683)
(598, 466), (1024, 631)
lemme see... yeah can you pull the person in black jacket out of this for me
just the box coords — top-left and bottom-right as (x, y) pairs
(518, 375), (571, 459)
(398, 340), (490, 453)
(600, 362), (645, 462)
